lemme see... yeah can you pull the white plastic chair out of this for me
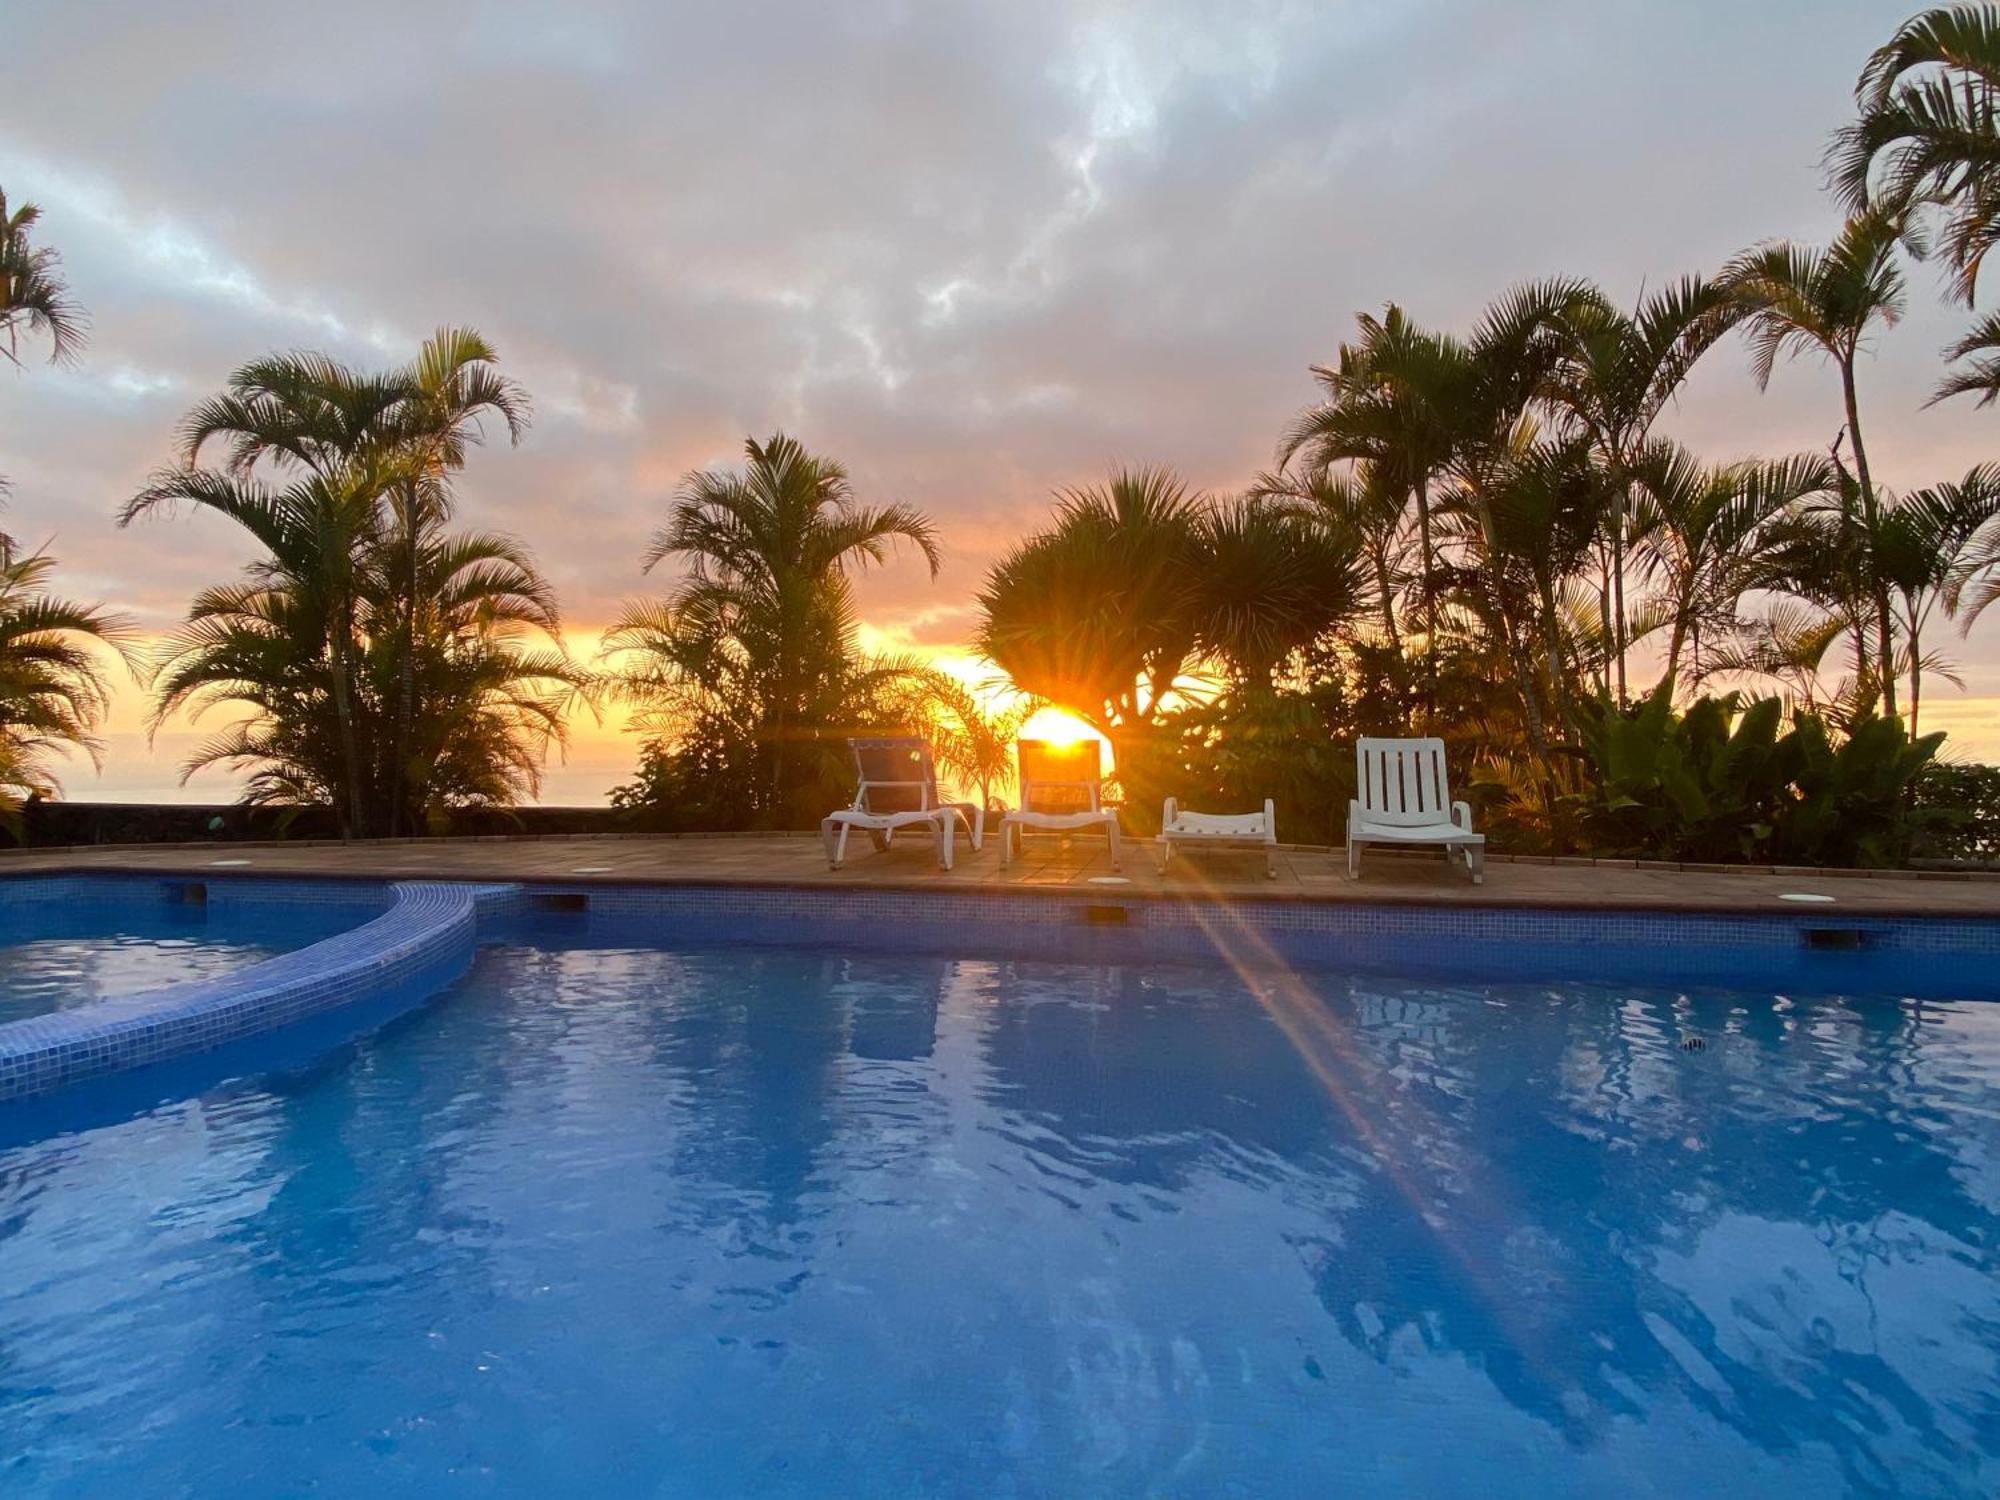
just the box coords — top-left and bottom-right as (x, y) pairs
(1159, 797), (1278, 879)
(999, 739), (1121, 867)
(1347, 736), (1484, 883)
(822, 737), (984, 871)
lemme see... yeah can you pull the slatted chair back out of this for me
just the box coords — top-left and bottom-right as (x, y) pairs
(849, 736), (938, 815)
(1017, 739), (1102, 816)
(1355, 737), (1456, 828)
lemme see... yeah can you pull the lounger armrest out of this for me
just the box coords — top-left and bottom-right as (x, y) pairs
(1263, 799), (1277, 843)
(1162, 796), (1178, 828)
(1452, 800), (1473, 831)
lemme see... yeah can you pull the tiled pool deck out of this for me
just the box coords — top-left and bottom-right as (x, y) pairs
(6, 830), (2000, 918)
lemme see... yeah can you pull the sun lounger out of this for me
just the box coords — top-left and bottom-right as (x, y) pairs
(998, 739), (1121, 867)
(822, 736), (984, 871)
(1347, 736), (1483, 883)
(1159, 797), (1278, 879)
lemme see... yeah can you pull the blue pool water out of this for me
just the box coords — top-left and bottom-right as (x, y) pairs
(1, 936), (1996, 1497)
(0, 900), (372, 1025)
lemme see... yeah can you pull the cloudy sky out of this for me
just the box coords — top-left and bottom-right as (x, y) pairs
(2, 0), (1994, 801)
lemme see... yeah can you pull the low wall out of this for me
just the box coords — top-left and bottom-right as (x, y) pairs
(7, 801), (630, 847)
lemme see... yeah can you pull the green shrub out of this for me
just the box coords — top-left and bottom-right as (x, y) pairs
(1907, 762), (2000, 863)
(1569, 682), (1942, 866)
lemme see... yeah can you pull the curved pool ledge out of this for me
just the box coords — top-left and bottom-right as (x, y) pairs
(0, 881), (512, 1103)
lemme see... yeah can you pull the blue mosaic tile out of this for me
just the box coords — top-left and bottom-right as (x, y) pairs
(0, 878), (496, 1103)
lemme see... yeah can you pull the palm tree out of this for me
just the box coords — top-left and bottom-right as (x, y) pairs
(1736, 487), (1893, 717)
(124, 461), (384, 833)
(1253, 462), (1409, 652)
(1725, 212), (1907, 716)
(1698, 599), (1850, 716)
(1, 189), (86, 520)
(141, 487), (580, 824)
(169, 329), (531, 835)
(1932, 310), (2000, 404)
(1187, 498), (1368, 688)
(1542, 277), (1745, 701)
(1881, 463), (2000, 731)
(1832, 5), (2000, 306)
(1417, 281), (1601, 763)
(0, 543), (133, 828)
(0, 189), (84, 368)
(380, 331), (530, 834)
(1281, 307), (1470, 718)
(360, 527), (577, 827)
(1628, 444), (1839, 683)
(125, 333), (566, 835)
(608, 432), (940, 828)
(974, 466), (1204, 750)
(980, 470), (1375, 821)
(883, 669), (1029, 811)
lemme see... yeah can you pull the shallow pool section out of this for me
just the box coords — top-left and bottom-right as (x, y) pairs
(2, 938), (1994, 1497)
(0, 897), (370, 1025)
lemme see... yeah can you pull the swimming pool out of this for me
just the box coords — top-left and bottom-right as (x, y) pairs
(0, 894), (372, 1025)
(1, 917), (1994, 1497)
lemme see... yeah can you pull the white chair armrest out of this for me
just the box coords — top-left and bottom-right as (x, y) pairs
(1452, 800), (1474, 831)
(1348, 798), (1362, 832)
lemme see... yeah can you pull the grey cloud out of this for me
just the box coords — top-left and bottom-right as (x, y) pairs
(3, 0), (1997, 795)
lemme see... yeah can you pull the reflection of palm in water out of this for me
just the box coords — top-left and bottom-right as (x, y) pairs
(979, 964), (1998, 1491)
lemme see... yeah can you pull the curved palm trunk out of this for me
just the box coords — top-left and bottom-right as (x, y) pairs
(1841, 357), (1898, 719)
(1372, 541), (1401, 652)
(1663, 557), (1700, 687)
(1664, 608), (1690, 686)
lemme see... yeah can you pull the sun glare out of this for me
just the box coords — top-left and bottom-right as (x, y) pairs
(1020, 706), (1107, 755)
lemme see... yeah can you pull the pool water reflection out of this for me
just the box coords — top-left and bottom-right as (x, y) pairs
(0, 900), (372, 1026)
(0, 940), (1994, 1497)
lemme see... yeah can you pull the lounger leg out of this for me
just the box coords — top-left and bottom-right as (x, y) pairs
(969, 806), (984, 852)
(1347, 839), (1362, 880)
(1266, 845), (1278, 880)
(1107, 821), (1122, 869)
(825, 820), (851, 871)
(1468, 844), (1484, 885)
(939, 813), (954, 871)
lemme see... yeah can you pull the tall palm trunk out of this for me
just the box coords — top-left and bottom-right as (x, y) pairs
(1904, 600), (1924, 737)
(388, 488), (421, 839)
(1840, 356), (1898, 719)
(326, 617), (368, 839)
(1608, 474), (1629, 705)
(1413, 473), (1436, 729)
